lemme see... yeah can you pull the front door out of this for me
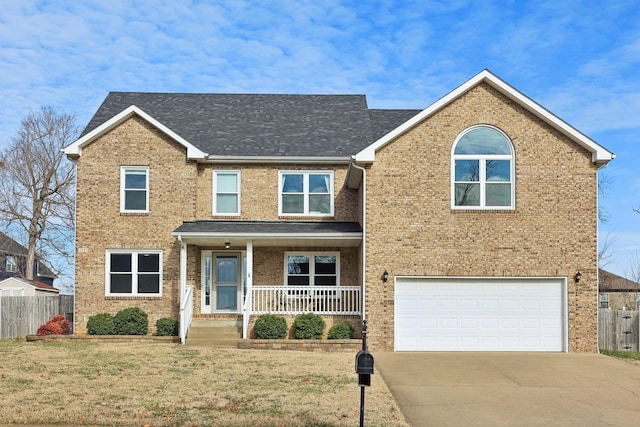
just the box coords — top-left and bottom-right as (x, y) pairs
(215, 254), (239, 311)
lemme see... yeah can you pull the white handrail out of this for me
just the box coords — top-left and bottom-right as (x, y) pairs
(179, 285), (193, 344)
(252, 286), (361, 315)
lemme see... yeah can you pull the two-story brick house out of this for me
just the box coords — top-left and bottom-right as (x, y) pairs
(64, 70), (614, 352)
(0, 231), (57, 287)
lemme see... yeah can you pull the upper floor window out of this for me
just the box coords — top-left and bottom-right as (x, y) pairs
(452, 126), (514, 209)
(120, 166), (149, 213)
(213, 171), (240, 215)
(6, 255), (17, 273)
(106, 249), (162, 296)
(279, 171), (333, 216)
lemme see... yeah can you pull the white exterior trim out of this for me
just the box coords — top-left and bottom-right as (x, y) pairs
(104, 249), (163, 297)
(213, 170), (241, 216)
(355, 69), (615, 166)
(63, 105), (207, 160)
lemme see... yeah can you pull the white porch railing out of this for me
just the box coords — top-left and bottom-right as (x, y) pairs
(179, 285), (193, 344)
(252, 286), (361, 315)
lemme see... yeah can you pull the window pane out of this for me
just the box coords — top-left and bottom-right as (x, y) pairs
(288, 276), (310, 286)
(315, 276), (337, 286)
(110, 274), (132, 293)
(486, 160), (510, 182)
(486, 183), (511, 206)
(282, 174), (303, 192)
(138, 253), (159, 272)
(217, 194), (238, 213)
(125, 171), (147, 189)
(455, 160), (479, 181)
(309, 174), (330, 193)
(315, 256), (336, 274)
(288, 256), (310, 275)
(125, 191), (146, 210)
(217, 173), (237, 192)
(111, 254), (131, 272)
(138, 274), (160, 293)
(455, 127), (511, 155)
(309, 194), (330, 214)
(282, 194), (304, 213)
(455, 183), (480, 206)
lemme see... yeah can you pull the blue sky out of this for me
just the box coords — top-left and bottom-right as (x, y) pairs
(1, 0), (639, 280)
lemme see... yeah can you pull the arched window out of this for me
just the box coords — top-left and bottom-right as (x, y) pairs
(452, 125), (514, 209)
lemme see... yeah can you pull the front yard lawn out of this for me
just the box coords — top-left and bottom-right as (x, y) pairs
(0, 339), (407, 426)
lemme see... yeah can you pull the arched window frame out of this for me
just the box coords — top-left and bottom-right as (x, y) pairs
(451, 125), (515, 210)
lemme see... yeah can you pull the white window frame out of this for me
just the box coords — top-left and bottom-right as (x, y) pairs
(6, 255), (17, 273)
(213, 170), (241, 216)
(599, 293), (609, 309)
(284, 251), (340, 287)
(120, 166), (149, 213)
(105, 249), (163, 296)
(279, 171), (334, 216)
(451, 125), (515, 210)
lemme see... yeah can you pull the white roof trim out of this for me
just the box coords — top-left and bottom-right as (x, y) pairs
(172, 231), (362, 240)
(355, 69), (615, 165)
(62, 105), (208, 160)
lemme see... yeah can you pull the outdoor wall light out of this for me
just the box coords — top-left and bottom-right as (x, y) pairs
(382, 270), (389, 283)
(225, 242), (231, 249)
(575, 271), (582, 283)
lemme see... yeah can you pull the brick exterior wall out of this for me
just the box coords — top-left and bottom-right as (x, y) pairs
(362, 83), (599, 352)
(73, 116), (361, 334)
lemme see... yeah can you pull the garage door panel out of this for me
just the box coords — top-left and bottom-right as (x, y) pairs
(395, 278), (565, 352)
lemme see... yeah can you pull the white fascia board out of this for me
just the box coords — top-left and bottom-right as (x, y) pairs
(172, 231), (362, 240)
(205, 156), (352, 164)
(62, 105), (208, 160)
(355, 70), (615, 165)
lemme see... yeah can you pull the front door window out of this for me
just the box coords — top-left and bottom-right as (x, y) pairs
(216, 255), (238, 310)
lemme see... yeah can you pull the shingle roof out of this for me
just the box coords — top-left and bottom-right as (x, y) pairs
(600, 269), (640, 292)
(369, 109), (422, 141)
(173, 221), (362, 235)
(82, 93), (381, 157)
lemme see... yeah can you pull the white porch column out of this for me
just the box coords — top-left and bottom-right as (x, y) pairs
(243, 240), (254, 339)
(178, 238), (187, 344)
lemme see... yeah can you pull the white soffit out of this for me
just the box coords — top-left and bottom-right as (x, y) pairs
(62, 105), (208, 160)
(355, 70), (615, 165)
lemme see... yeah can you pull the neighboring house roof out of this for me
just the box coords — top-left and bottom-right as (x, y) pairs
(0, 231), (56, 278)
(355, 69), (616, 167)
(0, 277), (60, 293)
(599, 269), (640, 292)
(65, 93), (404, 161)
(173, 221), (362, 247)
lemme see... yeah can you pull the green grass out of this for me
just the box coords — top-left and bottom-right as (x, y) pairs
(600, 349), (640, 361)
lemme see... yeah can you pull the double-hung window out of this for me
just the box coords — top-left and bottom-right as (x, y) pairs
(452, 126), (514, 209)
(599, 293), (609, 309)
(120, 166), (149, 213)
(213, 171), (240, 215)
(106, 249), (162, 296)
(285, 252), (339, 287)
(279, 171), (333, 216)
(6, 255), (17, 273)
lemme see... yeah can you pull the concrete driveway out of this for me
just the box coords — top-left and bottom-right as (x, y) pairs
(375, 352), (640, 427)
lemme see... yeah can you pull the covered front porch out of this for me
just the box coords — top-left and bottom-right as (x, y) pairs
(172, 221), (363, 343)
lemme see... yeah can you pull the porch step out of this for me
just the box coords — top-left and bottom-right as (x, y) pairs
(186, 320), (243, 348)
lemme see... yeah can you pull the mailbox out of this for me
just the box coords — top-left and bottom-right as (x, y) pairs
(355, 350), (374, 375)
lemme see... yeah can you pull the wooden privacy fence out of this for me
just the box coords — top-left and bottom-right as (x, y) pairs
(0, 295), (74, 339)
(598, 309), (639, 351)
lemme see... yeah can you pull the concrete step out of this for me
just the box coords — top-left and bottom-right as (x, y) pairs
(186, 337), (242, 348)
(186, 320), (243, 347)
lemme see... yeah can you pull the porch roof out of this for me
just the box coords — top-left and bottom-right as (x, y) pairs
(172, 221), (363, 247)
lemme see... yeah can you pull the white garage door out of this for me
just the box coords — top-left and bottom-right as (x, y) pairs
(395, 278), (566, 352)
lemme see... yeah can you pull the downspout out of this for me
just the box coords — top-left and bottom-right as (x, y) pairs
(349, 160), (367, 322)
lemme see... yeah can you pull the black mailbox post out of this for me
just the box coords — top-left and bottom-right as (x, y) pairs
(356, 320), (373, 426)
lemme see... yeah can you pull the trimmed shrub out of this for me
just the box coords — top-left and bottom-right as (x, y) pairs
(293, 313), (325, 340)
(327, 322), (354, 339)
(86, 313), (115, 335)
(114, 307), (148, 335)
(156, 317), (179, 336)
(254, 314), (288, 339)
(37, 315), (71, 336)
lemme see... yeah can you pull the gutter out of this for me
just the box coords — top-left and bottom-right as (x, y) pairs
(349, 158), (367, 322)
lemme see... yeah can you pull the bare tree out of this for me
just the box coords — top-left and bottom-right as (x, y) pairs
(0, 107), (78, 289)
(598, 173), (611, 223)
